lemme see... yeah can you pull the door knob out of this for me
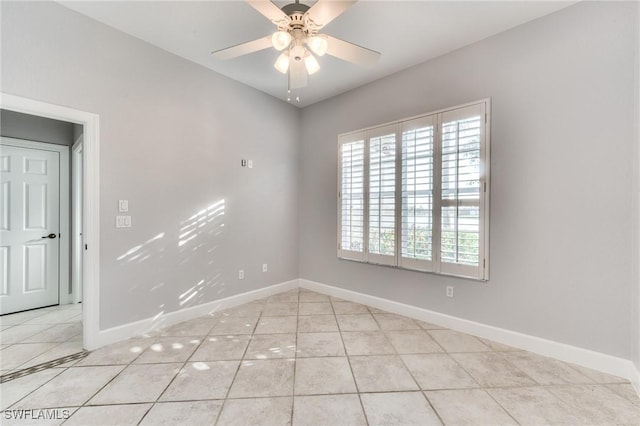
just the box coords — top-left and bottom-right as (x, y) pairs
(42, 233), (57, 239)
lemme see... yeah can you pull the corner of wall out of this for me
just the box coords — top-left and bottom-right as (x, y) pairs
(88, 279), (300, 350)
(299, 279), (639, 385)
(632, 0), (640, 396)
(295, 107), (304, 280)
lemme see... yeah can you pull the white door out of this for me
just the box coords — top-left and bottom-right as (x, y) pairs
(1, 144), (60, 314)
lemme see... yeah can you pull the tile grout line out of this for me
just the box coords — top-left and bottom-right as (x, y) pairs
(337, 299), (370, 426)
(1, 308), (86, 412)
(1, 351), (90, 383)
(368, 306), (448, 426)
(1, 305), (83, 372)
(2, 336), (64, 370)
(214, 302), (266, 426)
(3, 367), (68, 411)
(481, 387), (523, 426)
(290, 289), (300, 426)
(13, 337), (84, 372)
(418, 328), (525, 424)
(66, 315), (205, 422)
(62, 363), (129, 415)
(10, 363), (128, 418)
(6, 292), (638, 424)
(64, 305), (255, 424)
(409, 328), (591, 425)
(135, 318), (219, 426)
(604, 383), (640, 404)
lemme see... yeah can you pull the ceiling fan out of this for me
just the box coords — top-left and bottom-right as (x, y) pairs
(212, 0), (381, 93)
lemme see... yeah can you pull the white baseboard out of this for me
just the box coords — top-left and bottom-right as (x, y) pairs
(87, 279), (299, 350)
(300, 278), (640, 388)
(86, 276), (639, 397)
(632, 365), (640, 396)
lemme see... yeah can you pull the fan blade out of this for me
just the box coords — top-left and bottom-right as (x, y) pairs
(289, 58), (308, 89)
(325, 35), (380, 66)
(247, 0), (289, 24)
(306, 0), (356, 28)
(212, 36), (272, 60)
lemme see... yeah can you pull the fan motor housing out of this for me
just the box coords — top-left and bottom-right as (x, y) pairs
(281, 2), (310, 16)
(278, 1), (320, 36)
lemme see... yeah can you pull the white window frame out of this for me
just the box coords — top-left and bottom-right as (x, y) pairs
(337, 99), (491, 281)
(337, 131), (366, 262)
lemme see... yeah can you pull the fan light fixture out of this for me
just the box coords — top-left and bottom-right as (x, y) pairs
(273, 35), (322, 76)
(271, 31), (292, 51)
(274, 52), (290, 73)
(304, 53), (320, 75)
(307, 36), (328, 56)
(212, 0), (382, 100)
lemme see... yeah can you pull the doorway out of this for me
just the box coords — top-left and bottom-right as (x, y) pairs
(0, 93), (100, 351)
(0, 137), (71, 314)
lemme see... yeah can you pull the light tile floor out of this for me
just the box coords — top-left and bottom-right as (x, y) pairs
(1, 303), (83, 374)
(1, 289), (639, 425)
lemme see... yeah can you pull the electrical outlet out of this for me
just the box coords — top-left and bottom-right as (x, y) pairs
(118, 199), (129, 212)
(238, 269), (245, 280)
(262, 263), (268, 272)
(248, 160), (254, 169)
(446, 286), (454, 298)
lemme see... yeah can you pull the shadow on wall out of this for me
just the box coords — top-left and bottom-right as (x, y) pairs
(115, 199), (226, 332)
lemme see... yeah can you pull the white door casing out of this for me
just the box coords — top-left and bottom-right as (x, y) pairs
(72, 135), (83, 303)
(1, 93), (100, 350)
(0, 141), (66, 314)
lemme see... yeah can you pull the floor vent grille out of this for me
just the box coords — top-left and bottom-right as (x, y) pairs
(0, 351), (90, 383)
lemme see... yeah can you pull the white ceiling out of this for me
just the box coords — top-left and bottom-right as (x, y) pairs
(58, 1), (577, 108)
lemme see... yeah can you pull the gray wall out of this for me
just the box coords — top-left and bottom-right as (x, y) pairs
(1, 0), (300, 329)
(299, 1), (638, 359)
(2, 0), (638, 366)
(1, 109), (76, 145)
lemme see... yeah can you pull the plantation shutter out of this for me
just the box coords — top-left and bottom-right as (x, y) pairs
(367, 125), (398, 265)
(337, 99), (490, 281)
(338, 133), (366, 261)
(439, 103), (486, 279)
(400, 115), (435, 271)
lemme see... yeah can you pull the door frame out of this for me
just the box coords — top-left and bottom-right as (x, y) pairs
(1, 93), (101, 350)
(71, 136), (83, 304)
(0, 137), (70, 308)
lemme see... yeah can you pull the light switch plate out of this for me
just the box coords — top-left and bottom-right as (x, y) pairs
(116, 215), (131, 228)
(118, 200), (129, 212)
